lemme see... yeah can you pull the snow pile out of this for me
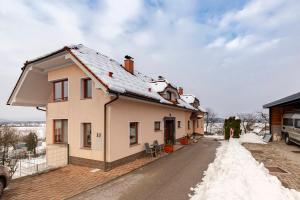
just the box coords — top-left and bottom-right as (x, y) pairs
(240, 133), (266, 144)
(189, 139), (300, 200)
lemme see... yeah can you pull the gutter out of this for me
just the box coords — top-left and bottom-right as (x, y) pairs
(36, 107), (46, 112)
(103, 92), (119, 171)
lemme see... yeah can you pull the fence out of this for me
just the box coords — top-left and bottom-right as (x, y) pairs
(8, 144), (68, 179)
(13, 155), (48, 179)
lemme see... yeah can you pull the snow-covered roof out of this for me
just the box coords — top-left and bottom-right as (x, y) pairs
(181, 94), (196, 104)
(67, 45), (197, 110)
(18, 44), (198, 110)
(198, 106), (206, 113)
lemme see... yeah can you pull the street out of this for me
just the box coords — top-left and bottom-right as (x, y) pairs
(71, 138), (219, 200)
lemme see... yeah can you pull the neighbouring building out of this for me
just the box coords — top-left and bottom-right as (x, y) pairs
(7, 44), (205, 170)
(263, 92), (300, 141)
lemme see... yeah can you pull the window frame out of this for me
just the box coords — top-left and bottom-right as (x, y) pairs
(177, 121), (181, 128)
(154, 121), (161, 131)
(82, 78), (92, 99)
(83, 123), (92, 148)
(53, 119), (68, 144)
(129, 122), (138, 146)
(53, 79), (68, 102)
(166, 91), (172, 100)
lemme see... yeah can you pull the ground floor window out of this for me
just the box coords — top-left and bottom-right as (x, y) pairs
(154, 121), (161, 131)
(130, 122), (138, 145)
(178, 121), (181, 128)
(54, 119), (68, 143)
(83, 123), (92, 148)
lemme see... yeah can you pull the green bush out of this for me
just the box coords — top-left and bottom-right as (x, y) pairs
(224, 117), (241, 140)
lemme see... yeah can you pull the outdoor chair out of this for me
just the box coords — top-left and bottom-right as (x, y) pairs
(145, 143), (156, 157)
(153, 140), (164, 154)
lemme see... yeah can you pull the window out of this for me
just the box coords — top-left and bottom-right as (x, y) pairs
(295, 119), (300, 128)
(53, 80), (68, 101)
(177, 121), (181, 128)
(283, 118), (293, 126)
(166, 91), (172, 100)
(197, 119), (199, 128)
(82, 78), (92, 99)
(130, 122), (138, 145)
(188, 120), (190, 130)
(154, 121), (161, 131)
(83, 123), (92, 148)
(54, 119), (68, 143)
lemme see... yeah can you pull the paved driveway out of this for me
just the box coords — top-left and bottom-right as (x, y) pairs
(71, 138), (219, 200)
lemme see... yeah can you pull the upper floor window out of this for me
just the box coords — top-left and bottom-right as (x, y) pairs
(197, 119), (199, 128)
(166, 91), (172, 100)
(53, 79), (68, 102)
(188, 120), (190, 130)
(82, 78), (92, 99)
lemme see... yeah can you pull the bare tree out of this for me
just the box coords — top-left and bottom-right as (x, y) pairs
(257, 111), (269, 134)
(238, 113), (257, 134)
(205, 108), (218, 134)
(0, 126), (20, 177)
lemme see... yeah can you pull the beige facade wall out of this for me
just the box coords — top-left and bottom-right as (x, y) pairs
(45, 64), (204, 165)
(194, 114), (205, 135)
(46, 64), (110, 162)
(107, 97), (193, 162)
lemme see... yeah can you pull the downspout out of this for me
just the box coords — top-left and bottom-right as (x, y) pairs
(104, 93), (119, 171)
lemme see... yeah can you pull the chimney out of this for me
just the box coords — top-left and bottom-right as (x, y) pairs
(178, 87), (183, 95)
(124, 55), (134, 74)
(108, 71), (113, 77)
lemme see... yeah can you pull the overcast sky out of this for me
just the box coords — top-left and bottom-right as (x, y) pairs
(1, 0), (300, 121)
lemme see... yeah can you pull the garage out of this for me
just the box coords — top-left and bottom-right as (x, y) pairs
(263, 92), (300, 142)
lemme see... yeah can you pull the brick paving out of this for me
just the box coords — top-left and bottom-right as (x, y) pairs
(3, 147), (185, 200)
(243, 142), (300, 191)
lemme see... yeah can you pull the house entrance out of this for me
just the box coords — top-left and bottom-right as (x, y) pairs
(164, 117), (175, 144)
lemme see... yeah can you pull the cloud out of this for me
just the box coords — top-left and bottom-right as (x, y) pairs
(0, 0), (300, 120)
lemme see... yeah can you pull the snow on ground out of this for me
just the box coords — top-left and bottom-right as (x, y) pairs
(189, 139), (300, 200)
(204, 134), (224, 140)
(239, 132), (266, 144)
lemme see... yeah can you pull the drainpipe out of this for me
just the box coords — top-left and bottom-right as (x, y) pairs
(104, 92), (119, 171)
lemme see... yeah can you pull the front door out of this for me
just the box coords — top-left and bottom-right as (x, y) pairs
(164, 118), (175, 144)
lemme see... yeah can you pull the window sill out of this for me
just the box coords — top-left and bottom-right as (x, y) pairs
(130, 143), (140, 147)
(155, 130), (162, 132)
(51, 100), (68, 103)
(80, 97), (92, 100)
(81, 147), (92, 150)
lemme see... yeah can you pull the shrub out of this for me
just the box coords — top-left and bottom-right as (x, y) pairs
(224, 117), (241, 140)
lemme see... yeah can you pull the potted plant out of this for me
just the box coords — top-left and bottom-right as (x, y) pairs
(164, 140), (174, 153)
(180, 134), (189, 145)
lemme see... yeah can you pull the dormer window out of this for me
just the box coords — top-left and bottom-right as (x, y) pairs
(166, 91), (172, 100)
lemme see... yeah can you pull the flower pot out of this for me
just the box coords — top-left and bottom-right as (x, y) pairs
(164, 145), (174, 153)
(180, 137), (189, 145)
